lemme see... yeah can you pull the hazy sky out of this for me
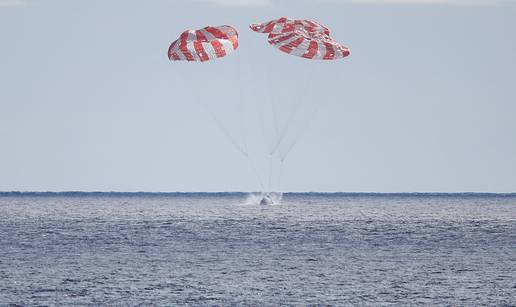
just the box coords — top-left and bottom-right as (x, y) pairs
(1, 0), (515, 192)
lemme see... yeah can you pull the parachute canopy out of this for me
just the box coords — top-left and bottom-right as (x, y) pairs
(250, 17), (350, 60)
(168, 25), (239, 62)
(250, 17), (330, 36)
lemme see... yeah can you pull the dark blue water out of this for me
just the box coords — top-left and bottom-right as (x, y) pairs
(1, 193), (515, 305)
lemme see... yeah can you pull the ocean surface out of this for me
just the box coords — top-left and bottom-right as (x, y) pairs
(0, 193), (515, 306)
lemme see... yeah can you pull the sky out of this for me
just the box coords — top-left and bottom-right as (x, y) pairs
(0, 0), (515, 192)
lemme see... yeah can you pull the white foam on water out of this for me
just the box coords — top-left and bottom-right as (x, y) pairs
(244, 192), (283, 206)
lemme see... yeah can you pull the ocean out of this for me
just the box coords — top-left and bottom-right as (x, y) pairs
(0, 193), (515, 306)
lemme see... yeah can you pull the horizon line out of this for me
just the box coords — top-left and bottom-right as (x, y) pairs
(1, 191), (515, 196)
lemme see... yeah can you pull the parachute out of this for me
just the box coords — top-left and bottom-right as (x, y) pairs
(250, 17), (330, 35)
(250, 17), (350, 60)
(168, 25), (238, 62)
(168, 20), (349, 198)
(248, 17), (350, 164)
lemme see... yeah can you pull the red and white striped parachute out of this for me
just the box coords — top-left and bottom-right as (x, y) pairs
(250, 17), (350, 60)
(168, 25), (239, 62)
(250, 17), (330, 36)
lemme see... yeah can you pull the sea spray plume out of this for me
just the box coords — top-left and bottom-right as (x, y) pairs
(245, 192), (283, 205)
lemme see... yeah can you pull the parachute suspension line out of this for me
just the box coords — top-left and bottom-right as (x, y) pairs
(236, 54), (272, 193)
(257, 87), (273, 154)
(268, 153), (273, 192)
(246, 154), (265, 192)
(234, 54), (249, 155)
(200, 102), (248, 156)
(280, 64), (329, 161)
(191, 68), (264, 192)
(280, 98), (322, 162)
(269, 96), (280, 155)
(269, 98), (303, 155)
(190, 75), (248, 157)
(263, 58), (280, 153)
(267, 70), (280, 154)
(278, 159), (284, 193)
(238, 58), (264, 193)
(270, 63), (318, 156)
